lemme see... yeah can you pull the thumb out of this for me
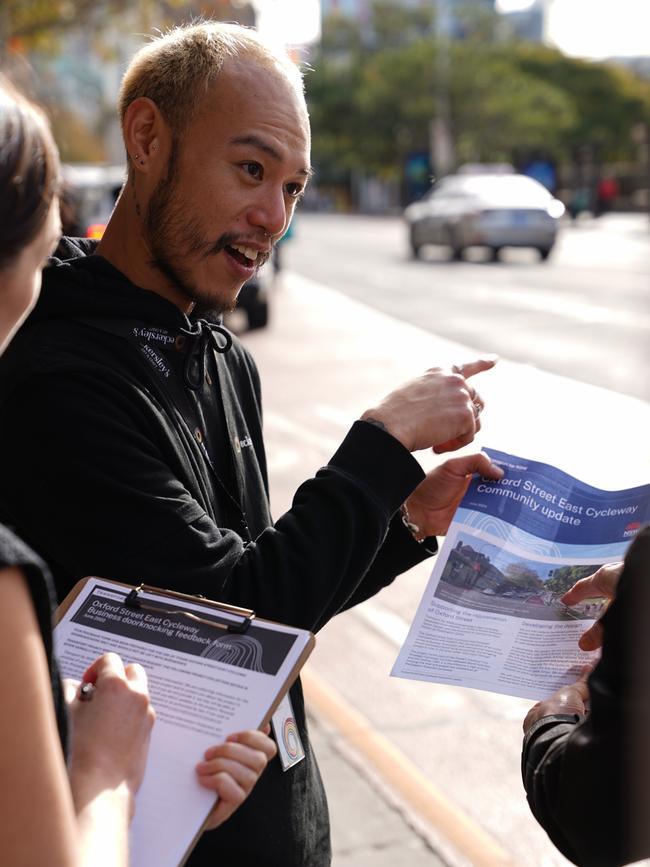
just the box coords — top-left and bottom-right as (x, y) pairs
(578, 622), (604, 652)
(439, 452), (503, 480)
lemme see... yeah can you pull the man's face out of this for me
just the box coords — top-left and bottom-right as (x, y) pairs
(144, 60), (311, 314)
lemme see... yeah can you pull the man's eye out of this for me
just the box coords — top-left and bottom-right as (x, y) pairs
(286, 182), (303, 199)
(243, 162), (263, 180)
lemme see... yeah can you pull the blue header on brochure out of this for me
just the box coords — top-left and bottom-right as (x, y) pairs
(462, 448), (650, 545)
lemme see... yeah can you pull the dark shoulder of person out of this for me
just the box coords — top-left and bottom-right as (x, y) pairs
(0, 523), (68, 752)
(523, 526), (650, 867)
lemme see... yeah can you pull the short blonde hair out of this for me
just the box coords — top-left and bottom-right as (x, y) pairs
(119, 22), (304, 139)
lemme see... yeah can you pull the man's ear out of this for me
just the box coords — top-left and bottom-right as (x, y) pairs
(123, 97), (169, 174)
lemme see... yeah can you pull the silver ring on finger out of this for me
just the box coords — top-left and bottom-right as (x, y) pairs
(473, 399), (483, 419)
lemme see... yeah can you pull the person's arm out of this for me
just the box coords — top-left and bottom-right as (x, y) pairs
(520, 713), (586, 867)
(0, 367), (490, 631)
(0, 568), (154, 867)
(521, 528), (650, 867)
(341, 452), (504, 611)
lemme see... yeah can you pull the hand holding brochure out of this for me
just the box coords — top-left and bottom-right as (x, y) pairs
(55, 578), (314, 867)
(392, 448), (650, 700)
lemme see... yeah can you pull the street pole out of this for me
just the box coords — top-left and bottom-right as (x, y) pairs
(646, 122), (650, 225)
(431, 0), (455, 178)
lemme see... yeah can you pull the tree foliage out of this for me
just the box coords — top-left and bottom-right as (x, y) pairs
(1, 0), (138, 53)
(307, 0), (650, 186)
(503, 562), (542, 589)
(513, 43), (650, 160)
(545, 564), (601, 596)
(0, 0), (253, 54)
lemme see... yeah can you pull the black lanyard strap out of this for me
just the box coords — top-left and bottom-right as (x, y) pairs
(179, 319), (232, 391)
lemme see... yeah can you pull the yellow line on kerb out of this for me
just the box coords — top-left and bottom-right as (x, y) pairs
(302, 667), (515, 867)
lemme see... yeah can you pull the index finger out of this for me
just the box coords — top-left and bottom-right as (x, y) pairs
(82, 651), (127, 685)
(452, 357), (498, 379)
(562, 577), (595, 606)
(561, 564), (622, 605)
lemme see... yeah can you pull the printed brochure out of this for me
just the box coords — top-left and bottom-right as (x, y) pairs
(392, 448), (650, 700)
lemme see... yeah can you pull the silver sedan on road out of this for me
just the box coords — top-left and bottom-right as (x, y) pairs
(405, 172), (565, 262)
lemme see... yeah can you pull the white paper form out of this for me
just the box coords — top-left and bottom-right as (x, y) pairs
(392, 448), (650, 700)
(54, 578), (313, 867)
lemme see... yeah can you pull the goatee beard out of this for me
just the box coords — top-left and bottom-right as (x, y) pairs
(144, 145), (231, 316)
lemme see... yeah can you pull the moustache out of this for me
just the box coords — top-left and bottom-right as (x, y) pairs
(206, 233), (272, 267)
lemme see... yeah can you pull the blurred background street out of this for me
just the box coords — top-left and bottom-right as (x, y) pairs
(247, 214), (650, 862)
(3, 0), (650, 863)
(285, 211), (650, 399)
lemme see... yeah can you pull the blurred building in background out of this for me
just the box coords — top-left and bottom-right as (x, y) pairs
(321, 0), (497, 40)
(3, 0), (648, 217)
(501, 0), (546, 43)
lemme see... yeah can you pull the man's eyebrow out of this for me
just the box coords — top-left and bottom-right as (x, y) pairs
(229, 134), (313, 178)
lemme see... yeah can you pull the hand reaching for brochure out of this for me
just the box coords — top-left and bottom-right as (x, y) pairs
(403, 452), (503, 539)
(562, 562), (623, 651)
(197, 727), (278, 830)
(523, 666), (592, 733)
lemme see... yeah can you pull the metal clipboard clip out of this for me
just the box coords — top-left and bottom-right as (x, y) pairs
(123, 584), (255, 634)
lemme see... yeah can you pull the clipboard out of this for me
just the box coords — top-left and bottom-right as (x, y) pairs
(55, 576), (315, 867)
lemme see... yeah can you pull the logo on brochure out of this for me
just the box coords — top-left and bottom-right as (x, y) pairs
(624, 521), (642, 539)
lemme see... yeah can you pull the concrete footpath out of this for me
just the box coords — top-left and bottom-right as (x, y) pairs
(308, 712), (447, 866)
(241, 268), (650, 867)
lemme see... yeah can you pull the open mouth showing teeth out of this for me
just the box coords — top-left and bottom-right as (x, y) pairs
(226, 243), (259, 267)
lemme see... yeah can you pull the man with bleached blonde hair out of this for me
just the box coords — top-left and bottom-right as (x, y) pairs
(119, 22), (305, 137)
(0, 20), (500, 866)
(107, 21), (311, 315)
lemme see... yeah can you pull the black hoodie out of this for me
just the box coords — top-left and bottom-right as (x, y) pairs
(0, 238), (434, 866)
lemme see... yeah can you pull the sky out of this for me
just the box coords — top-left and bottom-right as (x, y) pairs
(256, 0), (321, 46)
(496, 0), (650, 59)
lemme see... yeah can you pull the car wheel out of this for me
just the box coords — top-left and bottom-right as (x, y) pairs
(246, 298), (269, 330)
(538, 246), (553, 261)
(409, 227), (422, 259)
(446, 228), (463, 261)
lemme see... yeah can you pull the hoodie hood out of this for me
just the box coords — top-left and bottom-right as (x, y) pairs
(34, 236), (194, 330)
(5, 237), (233, 394)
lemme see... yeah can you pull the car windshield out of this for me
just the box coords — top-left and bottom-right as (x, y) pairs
(459, 175), (552, 207)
